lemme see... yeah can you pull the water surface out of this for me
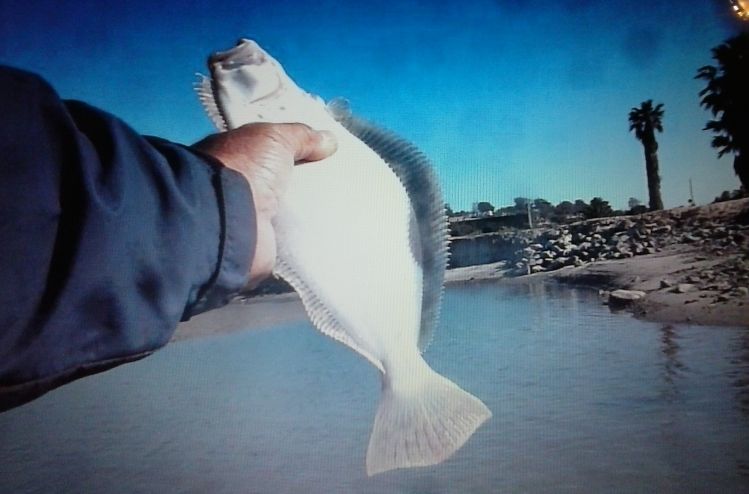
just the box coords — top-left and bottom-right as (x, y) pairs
(1, 283), (748, 493)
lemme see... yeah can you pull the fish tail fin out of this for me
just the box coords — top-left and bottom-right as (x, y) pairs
(365, 359), (491, 476)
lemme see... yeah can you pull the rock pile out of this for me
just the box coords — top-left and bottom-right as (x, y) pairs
(506, 203), (749, 280)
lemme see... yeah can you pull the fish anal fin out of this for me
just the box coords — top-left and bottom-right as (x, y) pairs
(273, 257), (385, 373)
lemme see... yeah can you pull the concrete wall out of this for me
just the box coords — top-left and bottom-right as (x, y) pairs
(448, 233), (525, 268)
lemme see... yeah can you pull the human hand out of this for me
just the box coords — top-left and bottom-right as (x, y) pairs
(193, 123), (337, 288)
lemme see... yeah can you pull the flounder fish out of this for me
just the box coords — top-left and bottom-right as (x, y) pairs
(196, 39), (490, 476)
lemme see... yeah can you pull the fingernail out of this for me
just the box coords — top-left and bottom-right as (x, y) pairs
(318, 130), (338, 156)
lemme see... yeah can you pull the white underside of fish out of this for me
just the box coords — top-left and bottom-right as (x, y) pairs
(197, 39), (491, 476)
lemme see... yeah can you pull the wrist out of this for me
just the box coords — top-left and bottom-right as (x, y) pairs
(248, 215), (276, 288)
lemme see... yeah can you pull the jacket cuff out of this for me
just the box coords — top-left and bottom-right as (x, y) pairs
(185, 154), (255, 318)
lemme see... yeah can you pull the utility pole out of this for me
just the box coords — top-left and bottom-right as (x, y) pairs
(527, 202), (533, 229)
(689, 177), (695, 206)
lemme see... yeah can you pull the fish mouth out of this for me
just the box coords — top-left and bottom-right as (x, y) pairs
(208, 38), (265, 72)
(204, 38), (286, 124)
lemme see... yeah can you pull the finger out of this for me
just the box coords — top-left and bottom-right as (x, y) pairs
(272, 123), (338, 164)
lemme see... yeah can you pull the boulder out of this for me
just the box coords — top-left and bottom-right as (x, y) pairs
(674, 283), (696, 294)
(608, 289), (647, 308)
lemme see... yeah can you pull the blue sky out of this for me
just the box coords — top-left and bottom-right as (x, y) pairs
(1, 0), (745, 210)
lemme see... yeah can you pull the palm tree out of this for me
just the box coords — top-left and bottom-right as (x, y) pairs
(629, 100), (665, 211)
(696, 32), (749, 191)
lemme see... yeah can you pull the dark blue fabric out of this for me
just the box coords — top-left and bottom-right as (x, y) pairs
(0, 67), (255, 411)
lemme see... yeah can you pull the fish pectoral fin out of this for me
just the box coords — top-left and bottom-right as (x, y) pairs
(365, 359), (491, 476)
(194, 74), (228, 131)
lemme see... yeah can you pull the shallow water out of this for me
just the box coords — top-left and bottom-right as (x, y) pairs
(1, 283), (748, 493)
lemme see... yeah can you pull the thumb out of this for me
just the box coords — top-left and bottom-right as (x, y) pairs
(271, 123), (338, 163)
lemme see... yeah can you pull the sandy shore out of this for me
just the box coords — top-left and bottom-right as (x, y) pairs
(175, 242), (747, 343)
(175, 199), (749, 341)
(173, 292), (306, 341)
(447, 244), (749, 327)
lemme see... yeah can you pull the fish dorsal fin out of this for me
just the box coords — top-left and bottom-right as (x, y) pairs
(337, 112), (449, 352)
(326, 97), (352, 122)
(194, 74), (228, 131)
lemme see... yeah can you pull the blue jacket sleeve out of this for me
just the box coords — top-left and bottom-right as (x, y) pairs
(0, 67), (255, 411)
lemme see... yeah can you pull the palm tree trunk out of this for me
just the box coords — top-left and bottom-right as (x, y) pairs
(734, 153), (749, 192)
(644, 146), (664, 210)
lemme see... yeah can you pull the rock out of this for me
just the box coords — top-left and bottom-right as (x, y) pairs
(549, 257), (570, 270)
(531, 265), (546, 274)
(708, 281), (732, 292)
(682, 234), (701, 243)
(686, 275), (701, 284)
(660, 279), (674, 288)
(736, 287), (749, 297)
(608, 289), (647, 308)
(674, 283), (696, 294)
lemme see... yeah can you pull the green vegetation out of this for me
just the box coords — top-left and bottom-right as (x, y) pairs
(696, 32), (749, 191)
(584, 197), (614, 219)
(447, 33), (749, 228)
(475, 201), (495, 214)
(448, 196), (647, 226)
(713, 188), (748, 203)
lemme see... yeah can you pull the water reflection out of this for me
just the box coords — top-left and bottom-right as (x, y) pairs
(658, 324), (687, 403)
(729, 329), (749, 418)
(2, 283), (749, 493)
